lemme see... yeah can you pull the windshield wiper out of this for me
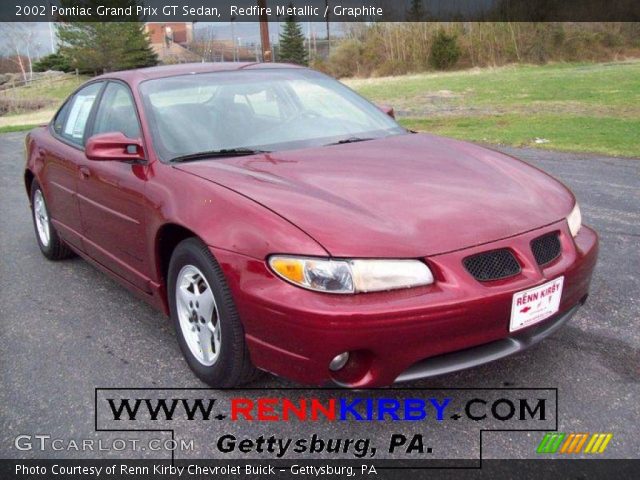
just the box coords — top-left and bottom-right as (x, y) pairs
(170, 148), (270, 163)
(326, 136), (375, 146)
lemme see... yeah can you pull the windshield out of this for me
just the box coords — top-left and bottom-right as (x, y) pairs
(138, 68), (406, 162)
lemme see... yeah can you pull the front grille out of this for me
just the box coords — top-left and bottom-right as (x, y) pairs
(531, 232), (561, 266)
(463, 249), (521, 282)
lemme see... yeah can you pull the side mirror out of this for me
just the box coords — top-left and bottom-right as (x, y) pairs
(85, 132), (145, 162)
(377, 104), (395, 119)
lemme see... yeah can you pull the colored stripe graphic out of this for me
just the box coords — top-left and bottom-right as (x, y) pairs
(584, 433), (613, 454)
(560, 433), (588, 453)
(572, 433), (589, 453)
(537, 433), (565, 453)
(538, 433), (613, 454)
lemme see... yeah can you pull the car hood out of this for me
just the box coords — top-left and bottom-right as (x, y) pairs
(175, 133), (574, 257)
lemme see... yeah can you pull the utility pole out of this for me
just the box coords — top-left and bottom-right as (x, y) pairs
(258, 0), (272, 61)
(230, 17), (237, 61)
(325, 0), (330, 54)
(307, 21), (311, 60)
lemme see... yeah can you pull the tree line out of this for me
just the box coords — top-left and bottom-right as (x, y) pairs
(314, 22), (640, 78)
(9, 20), (639, 80)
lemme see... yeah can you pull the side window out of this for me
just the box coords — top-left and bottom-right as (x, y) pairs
(92, 83), (141, 139)
(52, 101), (71, 135)
(58, 82), (102, 145)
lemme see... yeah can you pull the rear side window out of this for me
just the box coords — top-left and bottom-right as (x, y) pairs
(52, 102), (71, 135)
(55, 82), (103, 145)
(92, 82), (141, 139)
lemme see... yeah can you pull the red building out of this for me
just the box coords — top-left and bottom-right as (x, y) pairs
(145, 23), (194, 45)
(144, 23), (198, 64)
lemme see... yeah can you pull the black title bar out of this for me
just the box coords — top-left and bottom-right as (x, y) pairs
(2, 0), (639, 22)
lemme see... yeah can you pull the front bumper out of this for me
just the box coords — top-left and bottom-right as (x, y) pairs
(212, 221), (598, 387)
(395, 302), (581, 382)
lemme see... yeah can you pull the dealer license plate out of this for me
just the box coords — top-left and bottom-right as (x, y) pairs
(510, 276), (564, 332)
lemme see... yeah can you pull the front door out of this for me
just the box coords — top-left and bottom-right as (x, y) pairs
(76, 81), (151, 292)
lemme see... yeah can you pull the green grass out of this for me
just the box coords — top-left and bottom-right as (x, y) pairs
(399, 115), (640, 158)
(351, 62), (640, 108)
(0, 124), (38, 134)
(347, 61), (640, 157)
(1, 74), (87, 102)
(0, 74), (88, 131)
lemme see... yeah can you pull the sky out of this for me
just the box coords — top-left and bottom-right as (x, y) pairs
(0, 23), (56, 57)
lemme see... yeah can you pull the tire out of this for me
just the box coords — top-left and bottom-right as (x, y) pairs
(30, 180), (74, 260)
(168, 238), (260, 387)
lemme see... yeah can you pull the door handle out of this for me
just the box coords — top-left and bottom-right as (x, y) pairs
(79, 166), (91, 179)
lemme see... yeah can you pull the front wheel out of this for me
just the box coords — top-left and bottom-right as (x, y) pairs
(168, 238), (260, 387)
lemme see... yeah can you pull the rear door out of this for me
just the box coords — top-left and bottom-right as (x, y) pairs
(76, 81), (151, 292)
(43, 81), (104, 249)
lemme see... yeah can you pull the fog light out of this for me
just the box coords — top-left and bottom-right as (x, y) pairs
(329, 352), (350, 371)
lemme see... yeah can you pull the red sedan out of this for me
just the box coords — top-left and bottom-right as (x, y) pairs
(24, 63), (598, 387)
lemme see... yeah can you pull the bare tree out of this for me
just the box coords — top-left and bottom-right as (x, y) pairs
(0, 23), (40, 82)
(192, 25), (217, 62)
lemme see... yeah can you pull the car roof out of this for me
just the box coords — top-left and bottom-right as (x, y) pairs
(94, 62), (305, 85)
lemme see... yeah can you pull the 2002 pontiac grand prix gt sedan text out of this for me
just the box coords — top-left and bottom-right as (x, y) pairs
(24, 63), (598, 387)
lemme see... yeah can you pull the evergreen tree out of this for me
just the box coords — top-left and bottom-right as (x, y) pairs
(33, 52), (73, 72)
(407, 0), (425, 21)
(429, 29), (461, 70)
(56, 0), (157, 74)
(278, 6), (308, 66)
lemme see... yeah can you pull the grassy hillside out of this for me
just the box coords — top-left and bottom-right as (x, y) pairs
(0, 75), (87, 131)
(1, 62), (638, 157)
(346, 60), (640, 157)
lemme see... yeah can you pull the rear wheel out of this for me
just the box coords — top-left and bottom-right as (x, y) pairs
(30, 180), (74, 260)
(168, 238), (260, 387)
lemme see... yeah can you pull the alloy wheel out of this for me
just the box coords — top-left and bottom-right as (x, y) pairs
(175, 265), (221, 366)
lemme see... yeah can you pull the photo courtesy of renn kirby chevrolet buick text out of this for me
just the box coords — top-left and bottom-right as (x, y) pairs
(24, 63), (598, 387)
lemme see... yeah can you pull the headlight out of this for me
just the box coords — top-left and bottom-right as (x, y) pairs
(567, 203), (582, 237)
(268, 256), (434, 294)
